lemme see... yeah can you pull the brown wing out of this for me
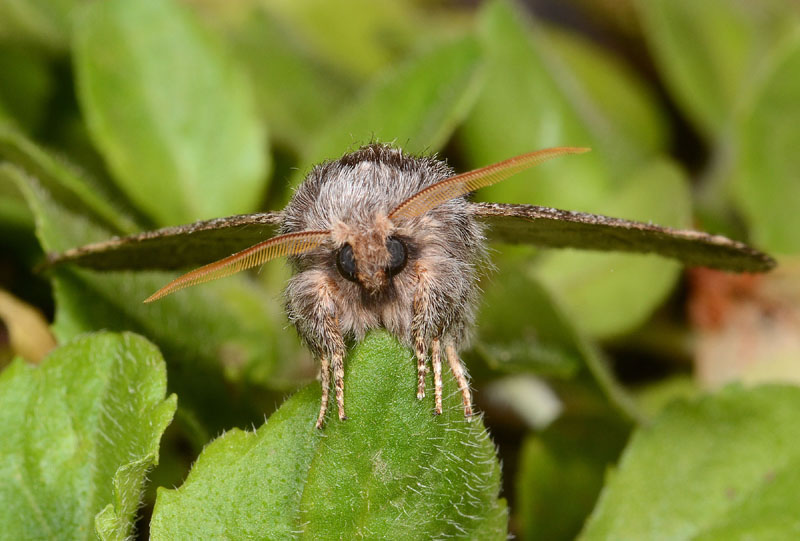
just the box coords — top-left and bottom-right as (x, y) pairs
(47, 212), (283, 271)
(471, 202), (775, 273)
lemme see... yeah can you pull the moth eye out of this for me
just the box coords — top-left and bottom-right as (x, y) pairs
(336, 243), (358, 282)
(386, 237), (407, 277)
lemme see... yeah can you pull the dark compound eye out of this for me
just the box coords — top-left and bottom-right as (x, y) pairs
(386, 236), (407, 277)
(336, 243), (358, 282)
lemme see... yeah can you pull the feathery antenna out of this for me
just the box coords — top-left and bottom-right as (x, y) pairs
(144, 230), (330, 302)
(389, 147), (590, 220)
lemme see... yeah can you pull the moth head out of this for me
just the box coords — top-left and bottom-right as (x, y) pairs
(331, 213), (407, 295)
(143, 146), (589, 302)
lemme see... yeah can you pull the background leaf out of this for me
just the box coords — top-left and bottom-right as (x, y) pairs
(535, 159), (691, 338)
(731, 35), (800, 255)
(0, 332), (176, 540)
(225, 6), (355, 152)
(294, 34), (483, 188)
(151, 330), (507, 540)
(516, 416), (628, 541)
(474, 250), (584, 378)
(0, 126), (139, 235)
(0, 0), (76, 51)
(581, 385), (800, 540)
(0, 45), (53, 134)
(635, 0), (800, 137)
(73, 0), (269, 226)
(262, 0), (463, 80)
(0, 165), (33, 230)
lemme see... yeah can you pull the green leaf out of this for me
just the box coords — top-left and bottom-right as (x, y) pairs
(581, 385), (800, 540)
(732, 35), (800, 255)
(635, 0), (800, 137)
(0, 164), (33, 230)
(0, 45), (53, 133)
(534, 159), (690, 338)
(542, 26), (668, 155)
(151, 330), (507, 539)
(0, 332), (176, 540)
(0, 97), (13, 128)
(294, 35), (482, 186)
(0, 126), (139, 235)
(227, 7), (355, 152)
(474, 247), (582, 378)
(516, 417), (628, 541)
(73, 0), (269, 226)
(263, 0), (459, 80)
(0, 0), (76, 51)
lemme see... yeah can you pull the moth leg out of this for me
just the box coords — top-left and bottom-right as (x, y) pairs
(332, 344), (347, 421)
(412, 261), (437, 405)
(315, 353), (331, 429)
(431, 336), (443, 415)
(445, 341), (473, 419)
(415, 335), (427, 400)
(298, 272), (346, 428)
(319, 308), (346, 424)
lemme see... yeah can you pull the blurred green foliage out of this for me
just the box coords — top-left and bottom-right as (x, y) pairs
(0, 0), (798, 538)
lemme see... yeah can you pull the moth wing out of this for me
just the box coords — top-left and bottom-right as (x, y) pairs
(471, 202), (775, 273)
(46, 212), (283, 270)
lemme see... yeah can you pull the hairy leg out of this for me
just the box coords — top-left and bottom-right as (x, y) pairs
(332, 346), (346, 420)
(445, 341), (473, 418)
(415, 334), (427, 400)
(412, 261), (435, 402)
(431, 336), (443, 415)
(315, 354), (331, 429)
(318, 301), (346, 425)
(289, 271), (346, 428)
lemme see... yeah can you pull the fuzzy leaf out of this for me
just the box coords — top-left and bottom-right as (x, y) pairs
(151, 330), (507, 539)
(73, 0), (269, 226)
(581, 385), (800, 540)
(0, 332), (176, 540)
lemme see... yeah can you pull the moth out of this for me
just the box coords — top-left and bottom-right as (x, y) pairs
(51, 144), (775, 428)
